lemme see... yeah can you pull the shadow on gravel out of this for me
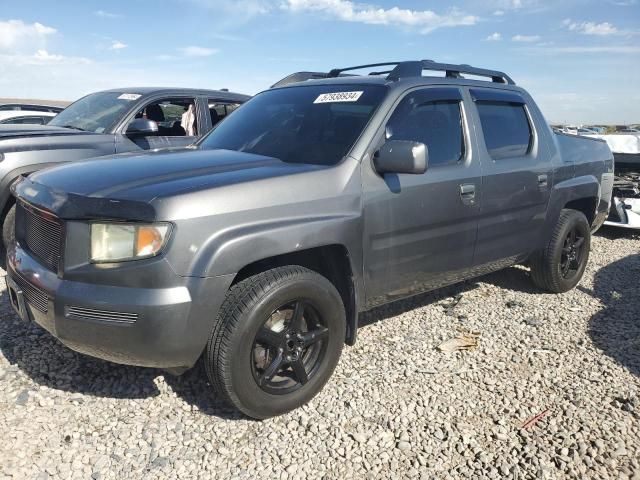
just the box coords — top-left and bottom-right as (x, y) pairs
(478, 265), (541, 294)
(594, 225), (640, 241)
(163, 363), (246, 420)
(359, 263), (542, 328)
(359, 280), (479, 328)
(0, 289), (246, 418)
(0, 289), (161, 399)
(587, 252), (640, 378)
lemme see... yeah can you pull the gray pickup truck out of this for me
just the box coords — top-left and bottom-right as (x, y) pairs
(0, 87), (250, 247)
(6, 61), (613, 418)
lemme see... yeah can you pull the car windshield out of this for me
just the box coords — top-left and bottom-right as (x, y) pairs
(199, 84), (387, 165)
(48, 92), (140, 133)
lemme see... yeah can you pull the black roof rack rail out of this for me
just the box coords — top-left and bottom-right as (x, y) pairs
(272, 61), (515, 88)
(271, 72), (329, 88)
(327, 60), (515, 85)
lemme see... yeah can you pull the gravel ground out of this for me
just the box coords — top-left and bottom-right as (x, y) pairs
(0, 229), (639, 480)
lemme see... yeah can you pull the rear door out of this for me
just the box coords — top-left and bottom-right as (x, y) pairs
(362, 86), (481, 306)
(469, 88), (553, 267)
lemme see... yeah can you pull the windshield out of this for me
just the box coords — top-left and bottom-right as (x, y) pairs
(199, 84), (387, 165)
(49, 92), (140, 133)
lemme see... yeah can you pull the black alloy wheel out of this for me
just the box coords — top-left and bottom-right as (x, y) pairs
(251, 300), (329, 394)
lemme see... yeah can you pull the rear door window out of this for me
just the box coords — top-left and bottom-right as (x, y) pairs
(208, 101), (241, 127)
(476, 102), (532, 159)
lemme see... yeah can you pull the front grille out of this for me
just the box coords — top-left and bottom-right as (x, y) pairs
(65, 305), (138, 325)
(20, 202), (64, 272)
(12, 272), (49, 313)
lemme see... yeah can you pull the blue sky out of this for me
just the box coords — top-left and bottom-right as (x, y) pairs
(0, 0), (638, 124)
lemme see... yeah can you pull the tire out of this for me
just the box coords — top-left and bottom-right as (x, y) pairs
(205, 266), (346, 419)
(530, 209), (591, 293)
(2, 204), (16, 250)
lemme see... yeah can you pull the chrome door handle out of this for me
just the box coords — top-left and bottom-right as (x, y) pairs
(538, 174), (548, 188)
(460, 183), (476, 205)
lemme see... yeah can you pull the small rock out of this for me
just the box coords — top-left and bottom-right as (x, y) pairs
(152, 457), (169, 468)
(352, 433), (367, 444)
(523, 317), (543, 327)
(15, 390), (29, 406)
(397, 441), (411, 451)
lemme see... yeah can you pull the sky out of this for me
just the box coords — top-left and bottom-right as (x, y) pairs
(0, 0), (639, 124)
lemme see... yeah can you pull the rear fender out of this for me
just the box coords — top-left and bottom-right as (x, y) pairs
(544, 175), (600, 238)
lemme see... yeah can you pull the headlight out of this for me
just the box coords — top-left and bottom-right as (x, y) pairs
(90, 222), (171, 263)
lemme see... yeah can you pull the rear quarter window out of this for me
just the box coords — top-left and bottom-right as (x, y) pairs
(476, 102), (532, 160)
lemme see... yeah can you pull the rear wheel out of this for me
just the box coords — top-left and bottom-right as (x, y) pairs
(530, 209), (590, 293)
(205, 266), (346, 419)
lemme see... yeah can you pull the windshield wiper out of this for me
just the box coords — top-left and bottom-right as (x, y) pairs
(58, 125), (88, 132)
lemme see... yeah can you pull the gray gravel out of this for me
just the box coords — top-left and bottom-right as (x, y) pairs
(1, 229), (639, 479)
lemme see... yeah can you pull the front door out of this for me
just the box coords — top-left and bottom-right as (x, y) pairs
(123, 97), (200, 150)
(362, 87), (481, 307)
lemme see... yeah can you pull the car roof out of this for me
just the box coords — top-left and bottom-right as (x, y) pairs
(96, 87), (251, 101)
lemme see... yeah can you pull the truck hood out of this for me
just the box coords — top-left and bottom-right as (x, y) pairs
(26, 148), (328, 205)
(0, 124), (88, 140)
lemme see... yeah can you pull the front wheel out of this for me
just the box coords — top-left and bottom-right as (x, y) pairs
(205, 266), (346, 419)
(530, 209), (591, 293)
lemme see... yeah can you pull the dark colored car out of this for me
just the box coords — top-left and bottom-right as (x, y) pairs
(6, 61), (613, 419)
(0, 87), (250, 247)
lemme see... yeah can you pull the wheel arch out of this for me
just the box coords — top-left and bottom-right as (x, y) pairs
(231, 245), (360, 346)
(546, 175), (600, 237)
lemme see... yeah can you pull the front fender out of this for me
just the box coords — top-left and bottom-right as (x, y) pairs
(176, 213), (365, 310)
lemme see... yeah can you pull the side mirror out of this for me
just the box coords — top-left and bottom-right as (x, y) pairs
(374, 140), (428, 175)
(126, 118), (158, 136)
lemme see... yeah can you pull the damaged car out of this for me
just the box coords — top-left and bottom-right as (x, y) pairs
(586, 133), (640, 229)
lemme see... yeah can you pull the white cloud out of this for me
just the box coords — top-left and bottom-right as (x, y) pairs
(110, 41), (128, 50)
(493, 10), (505, 15)
(0, 49), (91, 66)
(179, 46), (219, 57)
(94, 10), (122, 19)
(486, 32), (502, 41)
(512, 34), (541, 42)
(485, 0), (545, 12)
(281, 0), (478, 33)
(0, 19), (57, 52)
(563, 19), (620, 36)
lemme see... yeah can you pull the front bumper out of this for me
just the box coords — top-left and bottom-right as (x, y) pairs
(6, 243), (234, 370)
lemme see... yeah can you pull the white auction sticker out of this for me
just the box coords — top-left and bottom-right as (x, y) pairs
(313, 91), (364, 104)
(118, 93), (142, 101)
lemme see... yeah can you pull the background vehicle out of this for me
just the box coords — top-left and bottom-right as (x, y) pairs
(0, 102), (63, 126)
(0, 110), (57, 125)
(6, 60), (613, 419)
(586, 133), (640, 229)
(0, 87), (250, 247)
(0, 103), (64, 114)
